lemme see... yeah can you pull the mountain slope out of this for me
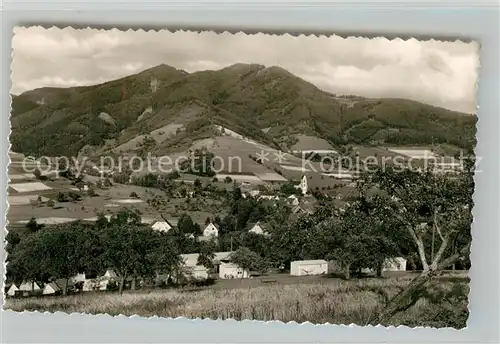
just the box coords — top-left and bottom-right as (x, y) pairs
(10, 63), (477, 157)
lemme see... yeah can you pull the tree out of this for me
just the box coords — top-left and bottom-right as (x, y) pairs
(177, 213), (201, 236)
(75, 180), (85, 192)
(47, 199), (55, 208)
(33, 168), (42, 180)
(280, 182), (301, 196)
(229, 247), (268, 277)
(101, 223), (153, 293)
(145, 231), (182, 285)
(364, 164), (474, 323)
(130, 191), (139, 199)
(26, 217), (43, 233)
(8, 224), (87, 295)
(109, 208), (142, 227)
(197, 239), (217, 273)
(87, 185), (98, 197)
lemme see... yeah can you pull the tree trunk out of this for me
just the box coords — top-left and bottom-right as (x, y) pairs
(373, 269), (439, 325)
(344, 263), (351, 280)
(62, 278), (69, 296)
(119, 275), (125, 294)
(376, 264), (383, 278)
(131, 270), (137, 290)
(373, 244), (470, 325)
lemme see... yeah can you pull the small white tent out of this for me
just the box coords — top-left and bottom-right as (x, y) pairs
(43, 282), (61, 295)
(6, 284), (18, 297)
(19, 281), (41, 291)
(290, 260), (328, 276)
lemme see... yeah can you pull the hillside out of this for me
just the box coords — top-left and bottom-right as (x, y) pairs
(10, 63), (477, 158)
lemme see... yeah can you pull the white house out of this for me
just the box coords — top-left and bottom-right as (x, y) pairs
(294, 175), (308, 195)
(290, 260), (328, 276)
(203, 222), (219, 237)
(249, 190), (261, 198)
(19, 281), (41, 291)
(249, 222), (267, 235)
(179, 251), (233, 280)
(183, 264), (210, 280)
(151, 219), (173, 233)
(104, 269), (119, 279)
(6, 284), (18, 297)
(219, 262), (249, 279)
(382, 257), (407, 272)
(287, 194), (300, 206)
(43, 282), (61, 295)
(70, 273), (86, 284)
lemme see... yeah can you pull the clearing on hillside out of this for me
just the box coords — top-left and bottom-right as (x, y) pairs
(10, 182), (52, 193)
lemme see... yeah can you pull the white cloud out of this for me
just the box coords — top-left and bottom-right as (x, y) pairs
(11, 27), (479, 113)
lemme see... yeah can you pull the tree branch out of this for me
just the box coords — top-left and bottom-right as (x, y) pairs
(437, 242), (471, 270)
(430, 232), (450, 270)
(433, 210), (444, 242)
(408, 225), (429, 270)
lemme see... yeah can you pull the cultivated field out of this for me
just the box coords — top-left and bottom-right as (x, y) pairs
(5, 274), (469, 328)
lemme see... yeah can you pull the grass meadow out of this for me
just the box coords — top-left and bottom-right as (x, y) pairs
(5, 275), (469, 328)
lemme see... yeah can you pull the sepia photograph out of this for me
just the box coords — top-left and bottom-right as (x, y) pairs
(4, 27), (478, 328)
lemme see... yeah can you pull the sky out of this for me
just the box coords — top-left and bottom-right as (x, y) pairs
(12, 27), (479, 113)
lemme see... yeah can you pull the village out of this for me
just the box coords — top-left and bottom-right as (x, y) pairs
(5, 144), (466, 299)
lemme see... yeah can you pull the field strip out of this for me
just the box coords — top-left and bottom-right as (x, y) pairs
(10, 182), (52, 193)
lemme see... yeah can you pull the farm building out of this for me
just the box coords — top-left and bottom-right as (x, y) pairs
(203, 222), (219, 237)
(291, 203), (315, 215)
(382, 257), (407, 272)
(6, 284), (18, 297)
(219, 262), (250, 279)
(179, 251), (233, 280)
(287, 194), (300, 206)
(249, 190), (261, 197)
(43, 282), (61, 295)
(183, 264), (210, 280)
(290, 260), (328, 276)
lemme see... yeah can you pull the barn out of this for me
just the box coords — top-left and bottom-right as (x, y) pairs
(290, 260), (328, 276)
(219, 262), (249, 279)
